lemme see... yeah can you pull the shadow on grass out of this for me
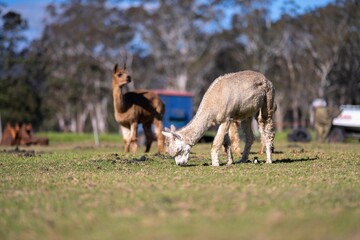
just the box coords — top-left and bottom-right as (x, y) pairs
(274, 156), (319, 164)
(176, 157), (318, 167)
(228, 156), (319, 165)
(249, 150), (284, 155)
(181, 164), (198, 167)
(164, 153), (318, 167)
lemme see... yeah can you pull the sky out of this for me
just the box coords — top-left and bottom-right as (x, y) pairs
(2, 0), (333, 42)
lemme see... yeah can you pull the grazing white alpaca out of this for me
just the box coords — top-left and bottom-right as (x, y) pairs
(162, 70), (275, 166)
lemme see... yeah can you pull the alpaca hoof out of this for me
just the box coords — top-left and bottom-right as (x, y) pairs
(266, 160), (272, 164)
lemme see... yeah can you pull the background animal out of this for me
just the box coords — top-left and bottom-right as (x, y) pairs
(229, 101), (277, 156)
(0, 123), (48, 146)
(162, 70), (275, 166)
(112, 64), (165, 154)
(1, 123), (17, 145)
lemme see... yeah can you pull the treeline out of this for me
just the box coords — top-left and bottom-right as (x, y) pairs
(0, 0), (359, 133)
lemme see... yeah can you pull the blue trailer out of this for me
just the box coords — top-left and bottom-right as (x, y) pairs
(136, 90), (193, 146)
(153, 90), (194, 129)
(154, 90), (213, 143)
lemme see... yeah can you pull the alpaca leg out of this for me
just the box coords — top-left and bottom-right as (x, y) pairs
(258, 111), (274, 163)
(229, 121), (241, 156)
(239, 118), (254, 163)
(223, 133), (234, 165)
(259, 142), (265, 155)
(153, 118), (164, 154)
(258, 119), (265, 154)
(211, 122), (230, 166)
(264, 118), (275, 164)
(143, 123), (153, 153)
(120, 126), (131, 152)
(129, 122), (138, 153)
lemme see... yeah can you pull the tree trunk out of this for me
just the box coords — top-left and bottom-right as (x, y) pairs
(90, 105), (99, 146)
(76, 110), (88, 133)
(292, 103), (299, 129)
(300, 105), (308, 128)
(175, 71), (188, 91)
(95, 99), (108, 133)
(70, 118), (77, 133)
(57, 114), (66, 132)
(318, 65), (330, 99)
(274, 103), (284, 132)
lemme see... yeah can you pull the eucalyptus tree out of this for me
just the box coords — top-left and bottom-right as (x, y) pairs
(326, 0), (360, 105)
(299, 2), (351, 100)
(129, 0), (223, 91)
(0, 9), (42, 126)
(39, 0), (135, 132)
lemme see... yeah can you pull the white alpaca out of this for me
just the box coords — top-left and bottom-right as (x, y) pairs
(162, 70), (275, 166)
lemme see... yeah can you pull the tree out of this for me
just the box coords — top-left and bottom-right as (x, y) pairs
(39, 0), (135, 132)
(131, 0), (222, 91)
(299, 3), (350, 99)
(326, 0), (360, 105)
(0, 10), (41, 126)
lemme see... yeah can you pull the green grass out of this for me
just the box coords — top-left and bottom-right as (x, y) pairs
(37, 132), (121, 144)
(1, 133), (360, 240)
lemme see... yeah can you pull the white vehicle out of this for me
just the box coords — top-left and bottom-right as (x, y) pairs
(328, 105), (360, 142)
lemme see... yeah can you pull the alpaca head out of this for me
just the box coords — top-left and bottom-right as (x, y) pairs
(113, 63), (132, 88)
(162, 125), (191, 166)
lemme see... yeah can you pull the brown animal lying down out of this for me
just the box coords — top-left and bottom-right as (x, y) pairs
(1, 123), (49, 146)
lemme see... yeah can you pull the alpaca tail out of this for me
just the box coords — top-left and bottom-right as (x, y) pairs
(258, 80), (275, 120)
(265, 80), (276, 118)
(258, 79), (276, 158)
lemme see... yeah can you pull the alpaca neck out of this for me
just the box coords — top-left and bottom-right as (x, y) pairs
(113, 86), (125, 113)
(178, 108), (211, 146)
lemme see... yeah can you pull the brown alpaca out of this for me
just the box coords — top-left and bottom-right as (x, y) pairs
(1, 123), (48, 146)
(229, 101), (277, 156)
(112, 64), (165, 154)
(1, 123), (16, 145)
(19, 123), (32, 145)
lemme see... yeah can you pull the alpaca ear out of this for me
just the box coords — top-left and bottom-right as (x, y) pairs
(162, 131), (182, 141)
(114, 64), (118, 73)
(170, 124), (176, 132)
(162, 131), (173, 138)
(172, 132), (182, 140)
(164, 127), (171, 132)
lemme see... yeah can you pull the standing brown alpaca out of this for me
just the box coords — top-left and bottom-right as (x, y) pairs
(112, 64), (165, 153)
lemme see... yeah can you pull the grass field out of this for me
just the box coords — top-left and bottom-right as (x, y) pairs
(1, 132), (359, 240)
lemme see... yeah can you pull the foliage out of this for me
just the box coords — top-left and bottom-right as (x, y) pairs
(0, 10), (41, 125)
(38, 0), (134, 132)
(129, 0), (222, 91)
(0, 139), (359, 239)
(1, 0), (360, 132)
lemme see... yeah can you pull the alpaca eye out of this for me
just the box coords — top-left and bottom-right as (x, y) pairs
(117, 73), (122, 77)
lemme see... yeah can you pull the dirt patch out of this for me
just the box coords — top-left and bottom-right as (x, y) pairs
(2, 147), (36, 157)
(91, 153), (152, 165)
